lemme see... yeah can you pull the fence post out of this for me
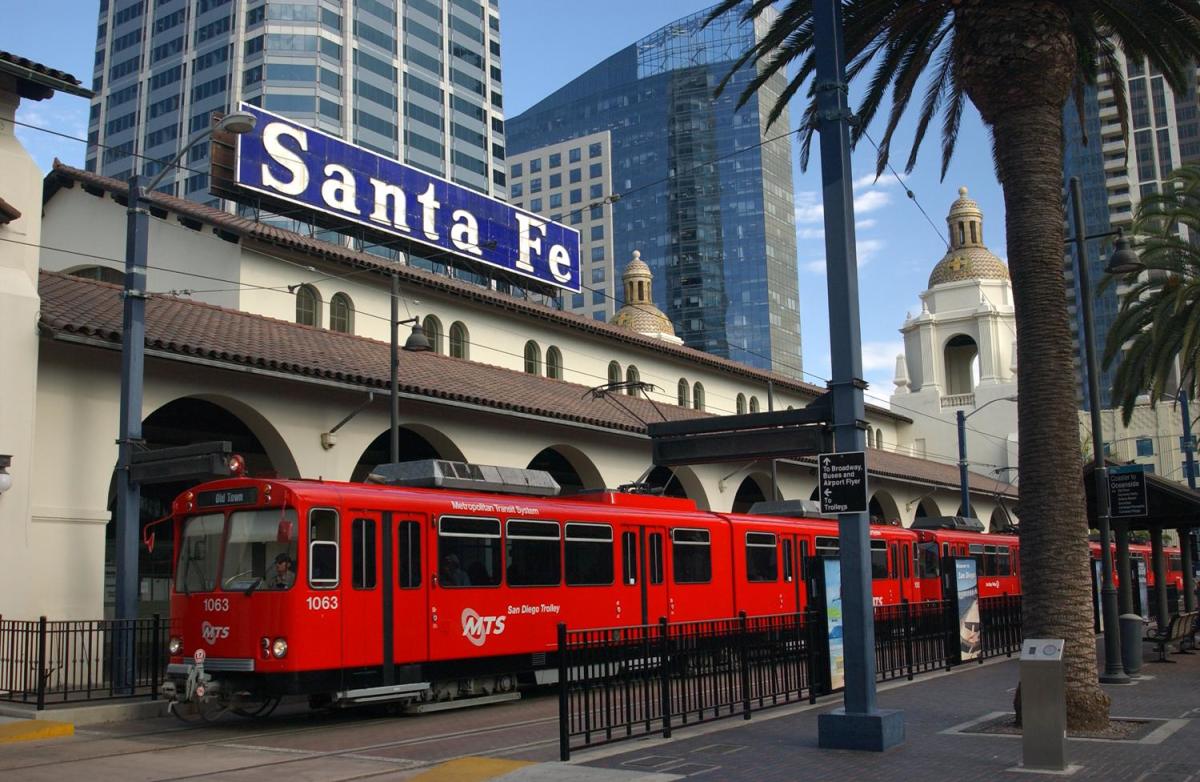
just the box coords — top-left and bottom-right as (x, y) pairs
(36, 616), (48, 711)
(739, 612), (751, 720)
(557, 623), (570, 761)
(806, 608), (821, 703)
(150, 614), (161, 700)
(902, 600), (914, 681)
(659, 616), (672, 739)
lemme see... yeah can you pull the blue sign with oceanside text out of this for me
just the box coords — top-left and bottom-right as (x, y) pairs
(233, 104), (580, 292)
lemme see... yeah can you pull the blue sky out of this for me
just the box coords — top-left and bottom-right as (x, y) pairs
(2, 0), (1007, 409)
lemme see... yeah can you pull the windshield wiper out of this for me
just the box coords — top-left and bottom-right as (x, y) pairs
(243, 577), (263, 597)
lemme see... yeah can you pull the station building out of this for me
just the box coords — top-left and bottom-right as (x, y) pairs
(1, 55), (1017, 623)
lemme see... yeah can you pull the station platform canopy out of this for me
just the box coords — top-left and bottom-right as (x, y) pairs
(1084, 460), (1200, 532)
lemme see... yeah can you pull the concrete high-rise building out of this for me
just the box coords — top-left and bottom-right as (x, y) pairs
(1063, 54), (1200, 408)
(507, 2), (802, 377)
(87, 0), (507, 211)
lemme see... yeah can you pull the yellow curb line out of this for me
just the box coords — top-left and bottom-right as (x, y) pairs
(406, 757), (534, 782)
(0, 719), (74, 744)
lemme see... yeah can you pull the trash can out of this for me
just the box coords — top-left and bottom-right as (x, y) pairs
(1020, 638), (1066, 771)
(1120, 614), (1144, 676)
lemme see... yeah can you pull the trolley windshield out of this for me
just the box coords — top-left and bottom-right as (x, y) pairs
(174, 509), (299, 594)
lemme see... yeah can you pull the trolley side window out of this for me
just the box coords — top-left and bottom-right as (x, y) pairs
(352, 518), (377, 589)
(438, 516), (501, 587)
(918, 542), (940, 579)
(566, 523), (614, 586)
(506, 519), (561, 587)
(223, 508), (300, 591)
(783, 539), (794, 583)
(969, 544), (984, 574)
(309, 508), (339, 588)
(745, 532), (778, 582)
(871, 540), (889, 579)
(1170, 554), (1182, 573)
(398, 521), (421, 588)
(672, 528), (712, 584)
(176, 513), (224, 593)
(995, 546), (1011, 577)
(622, 531), (637, 585)
(815, 536), (839, 559)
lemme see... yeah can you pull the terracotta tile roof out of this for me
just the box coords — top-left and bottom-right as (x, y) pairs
(39, 271), (1010, 497)
(43, 161), (912, 424)
(0, 196), (20, 225)
(0, 51), (91, 99)
(38, 270), (707, 434)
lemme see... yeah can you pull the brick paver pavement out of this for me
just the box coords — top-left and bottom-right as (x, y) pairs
(565, 644), (1200, 781)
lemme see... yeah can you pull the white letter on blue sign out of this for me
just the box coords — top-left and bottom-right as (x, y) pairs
(417, 184), (441, 241)
(261, 122), (309, 196)
(515, 214), (545, 273)
(368, 179), (410, 233)
(321, 164), (357, 214)
(549, 244), (572, 283)
(450, 210), (482, 256)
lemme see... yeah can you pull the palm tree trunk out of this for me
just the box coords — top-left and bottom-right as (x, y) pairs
(991, 104), (1111, 732)
(954, 0), (1110, 731)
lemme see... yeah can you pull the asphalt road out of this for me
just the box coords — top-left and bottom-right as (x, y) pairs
(0, 689), (565, 781)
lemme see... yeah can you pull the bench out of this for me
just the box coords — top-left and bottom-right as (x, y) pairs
(1144, 611), (1198, 662)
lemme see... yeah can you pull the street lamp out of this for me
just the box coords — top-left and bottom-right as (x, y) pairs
(955, 395), (1018, 519)
(389, 272), (432, 463)
(114, 110), (258, 629)
(1068, 175), (1145, 684)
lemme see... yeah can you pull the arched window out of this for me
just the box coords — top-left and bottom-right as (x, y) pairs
(749, 396), (760, 413)
(295, 284), (320, 327)
(867, 429), (875, 448)
(736, 393), (747, 415)
(625, 365), (639, 395)
(449, 321), (469, 359)
(608, 361), (622, 385)
(693, 382), (705, 411)
(70, 265), (124, 284)
(545, 346), (563, 379)
(677, 379), (690, 407)
(329, 292), (354, 333)
(423, 315), (444, 354)
(875, 428), (884, 449)
(524, 340), (541, 374)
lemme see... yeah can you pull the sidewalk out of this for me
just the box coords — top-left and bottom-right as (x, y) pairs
(523, 644), (1200, 781)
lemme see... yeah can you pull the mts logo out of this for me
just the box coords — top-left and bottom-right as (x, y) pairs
(461, 608), (506, 647)
(201, 621), (230, 645)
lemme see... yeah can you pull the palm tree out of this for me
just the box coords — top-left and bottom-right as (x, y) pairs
(1104, 165), (1200, 422)
(705, 0), (1200, 730)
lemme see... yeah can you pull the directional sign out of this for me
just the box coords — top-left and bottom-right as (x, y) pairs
(818, 451), (868, 514)
(1108, 464), (1148, 517)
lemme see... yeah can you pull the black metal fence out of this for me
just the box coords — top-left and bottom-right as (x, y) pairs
(0, 616), (170, 709)
(559, 596), (1023, 759)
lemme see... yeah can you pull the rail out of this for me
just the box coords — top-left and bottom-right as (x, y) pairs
(0, 615), (170, 709)
(559, 596), (1023, 758)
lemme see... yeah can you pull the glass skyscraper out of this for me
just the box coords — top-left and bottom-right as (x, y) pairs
(88, 0), (507, 208)
(507, 2), (802, 377)
(1063, 53), (1200, 409)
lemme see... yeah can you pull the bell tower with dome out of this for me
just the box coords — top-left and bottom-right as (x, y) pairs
(612, 251), (683, 345)
(890, 188), (1019, 516)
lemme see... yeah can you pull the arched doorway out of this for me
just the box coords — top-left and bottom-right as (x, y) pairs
(643, 465), (690, 499)
(527, 446), (603, 495)
(732, 474), (771, 513)
(989, 505), (1015, 532)
(913, 497), (941, 519)
(108, 397), (292, 618)
(351, 424), (466, 482)
(869, 490), (902, 525)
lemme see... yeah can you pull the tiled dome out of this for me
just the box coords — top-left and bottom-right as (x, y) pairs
(928, 187), (1009, 287)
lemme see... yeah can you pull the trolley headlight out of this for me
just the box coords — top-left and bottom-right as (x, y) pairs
(168, 636), (183, 655)
(271, 637), (288, 658)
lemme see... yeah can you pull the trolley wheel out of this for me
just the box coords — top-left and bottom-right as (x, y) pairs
(231, 693), (280, 719)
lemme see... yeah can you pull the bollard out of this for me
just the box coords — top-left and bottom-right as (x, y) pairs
(1020, 638), (1066, 772)
(1119, 614), (1144, 676)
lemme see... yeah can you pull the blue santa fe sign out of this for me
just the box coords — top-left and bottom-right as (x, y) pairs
(233, 104), (580, 292)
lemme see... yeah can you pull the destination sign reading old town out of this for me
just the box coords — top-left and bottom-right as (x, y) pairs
(233, 104), (580, 292)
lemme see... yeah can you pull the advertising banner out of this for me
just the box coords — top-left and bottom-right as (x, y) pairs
(231, 105), (580, 292)
(822, 558), (845, 690)
(955, 558), (981, 662)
